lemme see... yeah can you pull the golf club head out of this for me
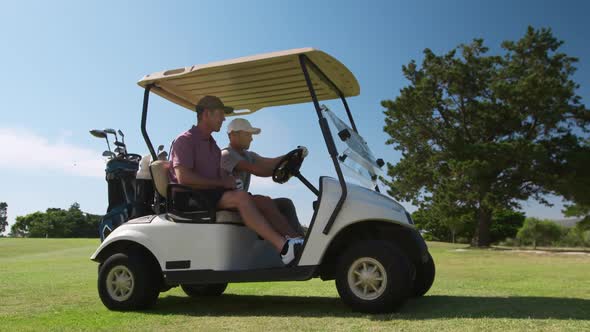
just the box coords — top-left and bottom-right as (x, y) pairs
(114, 141), (126, 147)
(104, 128), (118, 142)
(114, 147), (124, 154)
(117, 129), (124, 137)
(157, 151), (168, 160)
(90, 129), (107, 139)
(102, 151), (116, 158)
(157, 145), (164, 153)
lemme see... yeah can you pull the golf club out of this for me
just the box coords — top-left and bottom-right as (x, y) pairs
(118, 130), (127, 154)
(104, 128), (121, 154)
(114, 141), (127, 153)
(157, 145), (167, 160)
(90, 129), (112, 152)
(104, 128), (118, 143)
(102, 150), (116, 159)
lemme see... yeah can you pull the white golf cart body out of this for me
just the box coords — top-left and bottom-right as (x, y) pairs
(91, 48), (432, 311)
(92, 177), (413, 279)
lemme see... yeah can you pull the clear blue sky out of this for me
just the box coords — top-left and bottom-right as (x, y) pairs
(1, 0), (589, 233)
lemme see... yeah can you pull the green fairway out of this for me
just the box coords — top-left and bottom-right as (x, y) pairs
(1, 238), (588, 331)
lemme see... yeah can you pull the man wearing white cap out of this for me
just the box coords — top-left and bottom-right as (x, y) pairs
(221, 118), (307, 240)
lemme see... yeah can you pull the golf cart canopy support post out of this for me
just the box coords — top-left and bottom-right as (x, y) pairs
(296, 54), (381, 195)
(298, 54), (358, 134)
(141, 85), (157, 161)
(299, 54), (347, 235)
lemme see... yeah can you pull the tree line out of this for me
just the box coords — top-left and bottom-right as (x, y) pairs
(413, 207), (590, 248)
(6, 203), (101, 238)
(0, 202), (7, 235)
(515, 217), (590, 249)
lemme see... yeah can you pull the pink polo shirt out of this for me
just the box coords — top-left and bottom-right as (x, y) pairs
(168, 125), (221, 184)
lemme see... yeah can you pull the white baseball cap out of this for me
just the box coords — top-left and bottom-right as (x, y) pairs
(227, 118), (261, 134)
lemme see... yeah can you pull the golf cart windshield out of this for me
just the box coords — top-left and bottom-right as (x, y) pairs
(322, 106), (383, 188)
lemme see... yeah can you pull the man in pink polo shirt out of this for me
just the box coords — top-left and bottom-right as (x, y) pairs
(168, 96), (302, 266)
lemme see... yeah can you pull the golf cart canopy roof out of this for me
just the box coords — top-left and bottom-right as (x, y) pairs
(137, 48), (360, 115)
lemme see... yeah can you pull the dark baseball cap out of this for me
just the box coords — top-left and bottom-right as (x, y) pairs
(195, 95), (234, 114)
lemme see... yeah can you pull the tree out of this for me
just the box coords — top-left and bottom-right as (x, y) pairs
(558, 226), (590, 247)
(412, 206), (522, 243)
(517, 217), (564, 249)
(563, 202), (590, 231)
(11, 211), (45, 237)
(490, 209), (525, 243)
(9, 203), (101, 238)
(563, 203), (590, 220)
(412, 208), (451, 242)
(0, 202), (7, 234)
(382, 26), (590, 247)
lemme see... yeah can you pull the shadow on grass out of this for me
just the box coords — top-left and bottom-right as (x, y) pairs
(145, 294), (590, 320)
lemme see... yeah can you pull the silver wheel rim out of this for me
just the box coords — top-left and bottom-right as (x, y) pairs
(347, 257), (387, 300)
(106, 265), (135, 302)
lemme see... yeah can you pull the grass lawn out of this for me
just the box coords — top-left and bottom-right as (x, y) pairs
(1, 238), (589, 331)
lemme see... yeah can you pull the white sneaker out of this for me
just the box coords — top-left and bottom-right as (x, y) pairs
(281, 239), (303, 266)
(285, 236), (305, 245)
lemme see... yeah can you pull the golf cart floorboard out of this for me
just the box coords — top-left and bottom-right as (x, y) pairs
(164, 265), (318, 284)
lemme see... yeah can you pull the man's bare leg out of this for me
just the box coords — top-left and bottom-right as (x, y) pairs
(217, 191), (286, 252)
(273, 198), (305, 237)
(252, 195), (300, 238)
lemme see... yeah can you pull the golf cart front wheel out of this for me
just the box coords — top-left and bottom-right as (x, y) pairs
(335, 241), (412, 313)
(98, 253), (160, 310)
(412, 251), (435, 297)
(181, 283), (228, 297)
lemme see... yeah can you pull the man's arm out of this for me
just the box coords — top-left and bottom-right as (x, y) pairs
(255, 146), (307, 172)
(235, 147), (308, 178)
(175, 166), (235, 189)
(234, 158), (278, 177)
(256, 155), (284, 169)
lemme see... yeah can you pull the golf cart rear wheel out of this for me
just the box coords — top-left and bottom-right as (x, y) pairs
(412, 251), (435, 297)
(181, 283), (228, 297)
(98, 253), (160, 310)
(336, 241), (412, 313)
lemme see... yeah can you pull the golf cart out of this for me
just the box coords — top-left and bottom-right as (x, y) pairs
(91, 48), (435, 313)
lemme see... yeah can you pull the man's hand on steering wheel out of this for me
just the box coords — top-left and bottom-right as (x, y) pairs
(297, 145), (309, 158)
(272, 147), (308, 184)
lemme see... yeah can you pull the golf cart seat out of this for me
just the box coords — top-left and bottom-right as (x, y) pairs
(149, 160), (243, 224)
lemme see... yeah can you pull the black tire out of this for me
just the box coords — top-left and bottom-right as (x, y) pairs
(181, 283), (228, 297)
(335, 240), (412, 313)
(98, 253), (160, 311)
(412, 251), (435, 297)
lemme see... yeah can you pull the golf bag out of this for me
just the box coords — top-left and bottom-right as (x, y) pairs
(99, 157), (154, 241)
(99, 203), (132, 242)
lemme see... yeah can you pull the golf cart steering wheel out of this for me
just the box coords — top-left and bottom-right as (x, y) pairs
(272, 148), (305, 184)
